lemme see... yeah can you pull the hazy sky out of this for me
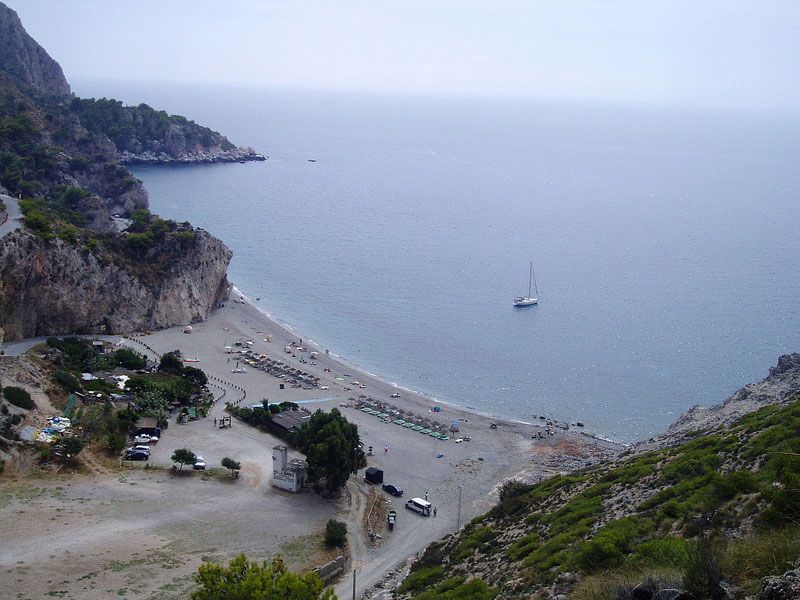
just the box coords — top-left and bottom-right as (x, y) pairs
(11, 1), (800, 113)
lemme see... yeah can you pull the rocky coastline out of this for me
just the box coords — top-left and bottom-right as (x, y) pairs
(119, 146), (266, 165)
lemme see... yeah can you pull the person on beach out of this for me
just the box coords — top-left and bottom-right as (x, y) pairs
(384, 445), (388, 453)
(433, 506), (437, 517)
(214, 418), (217, 426)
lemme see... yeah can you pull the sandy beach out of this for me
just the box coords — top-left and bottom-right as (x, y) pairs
(134, 293), (621, 595)
(0, 294), (620, 600)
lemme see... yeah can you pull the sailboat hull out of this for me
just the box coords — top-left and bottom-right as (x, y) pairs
(513, 297), (538, 306)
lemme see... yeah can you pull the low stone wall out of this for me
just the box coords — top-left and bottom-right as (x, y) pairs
(313, 554), (349, 585)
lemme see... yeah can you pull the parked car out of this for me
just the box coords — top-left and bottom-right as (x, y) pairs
(382, 483), (403, 497)
(131, 445), (151, 454)
(133, 434), (157, 444)
(193, 455), (206, 470)
(125, 450), (149, 461)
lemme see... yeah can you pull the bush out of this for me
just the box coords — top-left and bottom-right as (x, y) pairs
(55, 369), (82, 392)
(221, 456), (241, 474)
(398, 566), (446, 594)
(114, 348), (147, 370)
(4, 386), (34, 409)
(499, 480), (532, 503)
(158, 353), (184, 375)
(683, 537), (726, 600)
(172, 448), (196, 471)
(324, 519), (347, 548)
(628, 537), (690, 569)
(104, 433), (126, 454)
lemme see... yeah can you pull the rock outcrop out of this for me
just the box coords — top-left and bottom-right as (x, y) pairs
(635, 353), (800, 452)
(0, 229), (231, 340)
(756, 563), (800, 599)
(0, 2), (70, 96)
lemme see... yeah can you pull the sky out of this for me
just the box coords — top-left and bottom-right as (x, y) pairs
(10, 0), (800, 113)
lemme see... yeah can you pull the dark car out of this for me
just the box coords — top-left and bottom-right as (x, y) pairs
(382, 483), (403, 497)
(125, 450), (149, 461)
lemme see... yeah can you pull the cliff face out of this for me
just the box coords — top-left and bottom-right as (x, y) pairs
(0, 229), (231, 339)
(0, 3), (236, 341)
(0, 3), (70, 97)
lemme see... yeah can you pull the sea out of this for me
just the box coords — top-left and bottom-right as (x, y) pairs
(74, 80), (800, 442)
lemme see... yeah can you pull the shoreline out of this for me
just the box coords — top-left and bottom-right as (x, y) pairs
(232, 285), (627, 447)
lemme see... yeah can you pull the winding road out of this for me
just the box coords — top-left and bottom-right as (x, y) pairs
(0, 193), (22, 238)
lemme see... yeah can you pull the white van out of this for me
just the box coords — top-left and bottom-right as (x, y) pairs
(405, 497), (431, 516)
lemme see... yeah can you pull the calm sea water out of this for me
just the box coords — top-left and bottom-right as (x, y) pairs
(76, 81), (800, 442)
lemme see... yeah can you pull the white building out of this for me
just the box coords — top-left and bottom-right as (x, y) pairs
(272, 445), (307, 493)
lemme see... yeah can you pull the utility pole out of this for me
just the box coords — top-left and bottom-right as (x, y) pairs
(352, 569), (356, 600)
(456, 485), (463, 530)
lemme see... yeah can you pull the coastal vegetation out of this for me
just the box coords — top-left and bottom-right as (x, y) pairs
(399, 397), (800, 599)
(293, 408), (365, 495)
(69, 97), (236, 156)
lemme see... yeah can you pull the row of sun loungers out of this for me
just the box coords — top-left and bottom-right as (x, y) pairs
(359, 407), (450, 440)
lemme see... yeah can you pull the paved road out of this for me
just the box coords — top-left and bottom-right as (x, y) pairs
(0, 194), (22, 238)
(1, 334), (135, 357)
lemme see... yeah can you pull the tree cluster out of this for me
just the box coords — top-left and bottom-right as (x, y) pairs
(292, 408), (364, 495)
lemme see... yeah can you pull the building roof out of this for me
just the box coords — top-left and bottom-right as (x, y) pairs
(272, 409), (312, 432)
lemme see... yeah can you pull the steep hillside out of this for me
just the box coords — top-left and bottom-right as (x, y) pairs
(70, 97), (265, 164)
(0, 2), (235, 340)
(397, 355), (800, 600)
(0, 2), (69, 96)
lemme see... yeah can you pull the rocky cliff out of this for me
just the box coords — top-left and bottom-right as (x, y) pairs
(0, 227), (231, 339)
(0, 3), (70, 97)
(0, 2), (236, 341)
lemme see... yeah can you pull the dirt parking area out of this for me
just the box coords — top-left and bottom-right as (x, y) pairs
(0, 414), (342, 600)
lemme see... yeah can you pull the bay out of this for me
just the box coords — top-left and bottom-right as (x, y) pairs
(76, 80), (800, 441)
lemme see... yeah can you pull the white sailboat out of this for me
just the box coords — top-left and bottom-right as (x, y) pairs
(513, 262), (538, 306)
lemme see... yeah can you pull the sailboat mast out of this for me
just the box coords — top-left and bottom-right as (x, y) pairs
(532, 266), (539, 297)
(528, 262), (533, 297)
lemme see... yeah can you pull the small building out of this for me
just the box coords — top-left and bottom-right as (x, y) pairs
(92, 340), (105, 354)
(272, 445), (307, 493)
(270, 409), (312, 435)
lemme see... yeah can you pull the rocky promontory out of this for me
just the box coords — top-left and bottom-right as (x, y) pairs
(119, 146), (266, 165)
(0, 227), (231, 340)
(0, 1), (238, 341)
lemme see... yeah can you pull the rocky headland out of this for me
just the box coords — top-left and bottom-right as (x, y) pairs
(0, 1), (239, 340)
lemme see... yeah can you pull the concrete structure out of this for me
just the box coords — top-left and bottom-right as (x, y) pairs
(272, 445), (307, 493)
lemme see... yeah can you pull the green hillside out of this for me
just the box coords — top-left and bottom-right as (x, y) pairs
(398, 398), (800, 599)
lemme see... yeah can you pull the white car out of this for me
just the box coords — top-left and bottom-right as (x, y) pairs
(133, 434), (157, 444)
(193, 455), (206, 470)
(320, 385), (330, 390)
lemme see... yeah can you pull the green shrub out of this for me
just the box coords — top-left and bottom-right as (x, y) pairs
(397, 566), (445, 594)
(507, 532), (539, 561)
(114, 348), (147, 370)
(55, 369), (82, 392)
(324, 519), (347, 548)
(413, 576), (496, 600)
(628, 537), (690, 569)
(4, 386), (34, 409)
(453, 525), (497, 560)
(683, 537), (725, 600)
